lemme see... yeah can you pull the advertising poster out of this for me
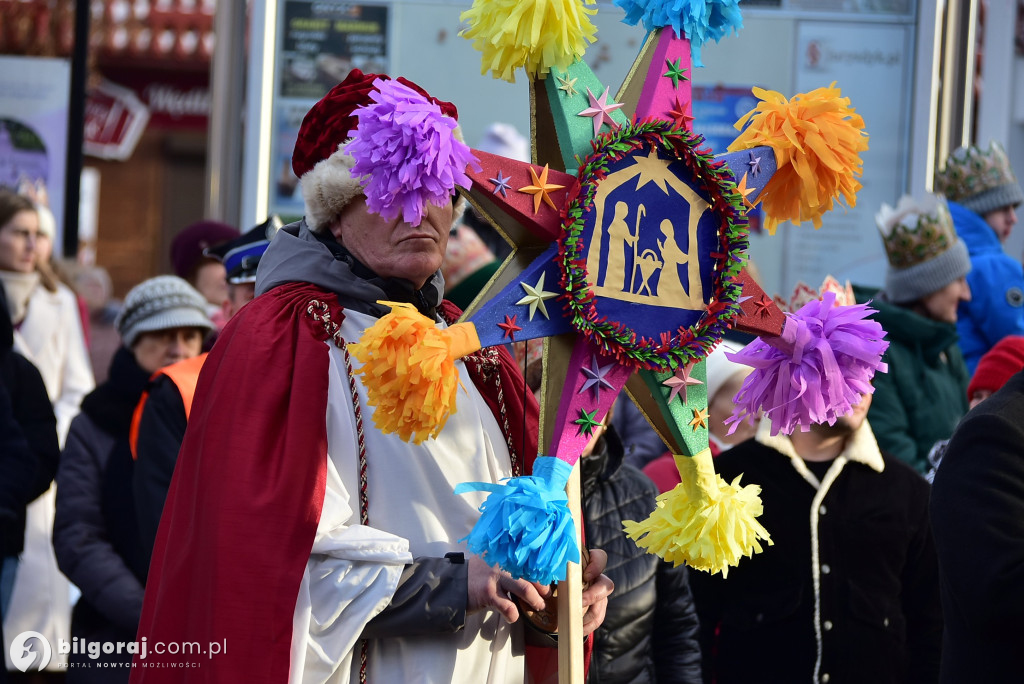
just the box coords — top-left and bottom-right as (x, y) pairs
(270, 2), (389, 219)
(0, 56), (71, 249)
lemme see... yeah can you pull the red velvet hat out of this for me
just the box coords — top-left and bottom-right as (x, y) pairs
(968, 335), (1024, 400)
(291, 69), (463, 231)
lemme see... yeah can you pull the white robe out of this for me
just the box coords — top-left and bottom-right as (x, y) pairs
(289, 310), (525, 684)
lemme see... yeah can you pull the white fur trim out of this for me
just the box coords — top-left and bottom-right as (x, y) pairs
(300, 141), (365, 233)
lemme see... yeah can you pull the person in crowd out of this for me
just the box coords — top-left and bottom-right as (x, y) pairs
(934, 142), (1024, 375)
(169, 219), (239, 326)
(64, 263), (121, 384)
(53, 275), (212, 682)
(132, 219), (277, 559)
(689, 380), (942, 682)
(856, 194), (971, 474)
(132, 70), (612, 683)
(0, 282), (58, 621)
(930, 359), (1024, 682)
(0, 188), (93, 674)
(441, 221), (500, 312)
(580, 407), (702, 684)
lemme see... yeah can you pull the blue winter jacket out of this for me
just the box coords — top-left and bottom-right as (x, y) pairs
(950, 200), (1024, 375)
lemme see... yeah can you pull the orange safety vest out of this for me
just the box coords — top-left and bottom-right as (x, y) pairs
(129, 352), (208, 460)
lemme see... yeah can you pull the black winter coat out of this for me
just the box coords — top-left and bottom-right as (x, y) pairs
(690, 428), (942, 684)
(581, 427), (702, 684)
(931, 370), (1024, 682)
(54, 346), (152, 683)
(0, 281), (59, 557)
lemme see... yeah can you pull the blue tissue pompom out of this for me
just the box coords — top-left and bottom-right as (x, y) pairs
(455, 456), (580, 584)
(613, 0), (743, 67)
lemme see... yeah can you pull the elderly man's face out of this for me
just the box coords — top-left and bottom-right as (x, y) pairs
(332, 198), (453, 289)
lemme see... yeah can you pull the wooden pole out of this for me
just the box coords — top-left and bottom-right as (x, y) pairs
(556, 464), (584, 683)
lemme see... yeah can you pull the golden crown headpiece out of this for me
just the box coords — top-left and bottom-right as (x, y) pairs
(875, 194), (955, 270)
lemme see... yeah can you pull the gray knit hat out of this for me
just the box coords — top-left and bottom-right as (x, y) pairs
(115, 275), (214, 347)
(876, 194), (972, 304)
(934, 141), (1024, 215)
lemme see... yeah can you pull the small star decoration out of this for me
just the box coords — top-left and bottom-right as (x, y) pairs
(556, 74), (579, 98)
(497, 314), (522, 341)
(518, 164), (565, 214)
(754, 294), (774, 318)
(662, 361), (704, 404)
(489, 170), (512, 197)
(735, 173), (758, 212)
(516, 272), (559, 320)
(574, 408), (602, 437)
(666, 95), (694, 129)
(747, 151), (762, 177)
(579, 355), (617, 400)
(578, 86), (625, 138)
(663, 58), (689, 89)
(689, 406), (709, 431)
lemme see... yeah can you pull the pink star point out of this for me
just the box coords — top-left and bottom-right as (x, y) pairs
(662, 361), (704, 404)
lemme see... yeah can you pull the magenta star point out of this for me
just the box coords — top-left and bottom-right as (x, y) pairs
(663, 361), (704, 404)
(579, 355), (617, 400)
(578, 86), (624, 138)
(748, 151), (762, 177)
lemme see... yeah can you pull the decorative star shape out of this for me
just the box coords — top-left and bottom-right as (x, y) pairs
(631, 149), (671, 193)
(489, 170), (512, 197)
(666, 95), (695, 130)
(574, 408), (602, 437)
(748, 151), (762, 177)
(735, 172), (758, 213)
(578, 86), (624, 138)
(497, 314), (522, 341)
(518, 164), (565, 214)
(579, 355), (617, 400)
(662, 361), (704, 404)
(663, 58), (689, 88)
(689, 406), (709, 431)
(556, 74), (579, 98)
(754, 293), (774, 318)
(516, 271), (559, 320)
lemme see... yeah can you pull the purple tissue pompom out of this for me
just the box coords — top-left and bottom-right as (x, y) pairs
(613, 0), (743, 67)
(347, 78), (480, 226)
(725, 291), (889, 436)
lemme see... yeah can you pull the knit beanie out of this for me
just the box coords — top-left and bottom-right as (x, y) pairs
(876, 194), (971, 304)
(170, 220), (240, 279)
(967, 335), (1024, 400)
(935, 141), (1024, 215)
(477, 122), (531, 163)
(291, 69), (467, 232)
(115, 275), (214, 347)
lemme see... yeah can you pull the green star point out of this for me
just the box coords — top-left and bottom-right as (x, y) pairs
(663, 58), (689, 89)
(574, 408), (602, 436)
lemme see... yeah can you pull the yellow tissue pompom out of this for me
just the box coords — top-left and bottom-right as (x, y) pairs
(623, 450), (772, 577)
(348, 302), (481, 444)
(728, 83), (869, 235)
(460, 0), (598, 82)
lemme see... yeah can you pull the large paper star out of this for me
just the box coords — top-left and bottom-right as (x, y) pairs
(663, 58), (689, 88)
(662, 361), (704, 404)
(489, 170), (512, 197)
(579, 355), (617, 400)
(574, 408), (602, 437)
(497, 314), (522, 341)
(689, 406), (709, 431)
(516, 272), (559, 320)
(518, 164), (565, 214)
(631, 149), (671, 193)
(579, 86), (624, 138)
(556, 74), (579, 98)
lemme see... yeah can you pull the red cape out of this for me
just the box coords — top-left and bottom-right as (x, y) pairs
(131, 283), (540, 682)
